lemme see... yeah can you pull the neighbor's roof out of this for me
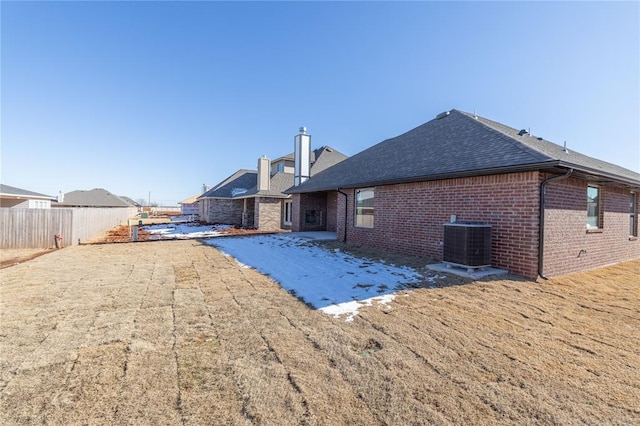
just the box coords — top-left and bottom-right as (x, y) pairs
(310, 146), (348, 175)
(119, 196), (141, 207)
(0, 184), (56, 200)
(287, 109), (640, 193)
(179, 194), (201, 205)
(57, 188), (134, 207)
(198, 170), (258, 199)
(201, 146), (349, 200)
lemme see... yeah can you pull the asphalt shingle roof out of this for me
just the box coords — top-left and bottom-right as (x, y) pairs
(0, 184), (55, 199)
(198, 170), (258, 199)
(287, 109), (640, 193)
(201, 146), (348, 200)
(58, 188), (134, 207)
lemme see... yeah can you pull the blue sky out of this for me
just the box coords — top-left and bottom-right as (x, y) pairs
(2, 1), (638, 205)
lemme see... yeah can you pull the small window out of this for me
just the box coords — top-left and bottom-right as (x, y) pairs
(355, 188), (374, 228)
(631, 192), (638, 237)
(283, 200), (292, 226)
(587, 186), (601, 229)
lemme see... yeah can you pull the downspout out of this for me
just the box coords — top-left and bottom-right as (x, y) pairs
(337, 189), (348, 243)
(538, 168), (573, 280)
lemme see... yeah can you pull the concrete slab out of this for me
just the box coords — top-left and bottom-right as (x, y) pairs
(289, 231), (337, 241)
(427, 262), (508, 279)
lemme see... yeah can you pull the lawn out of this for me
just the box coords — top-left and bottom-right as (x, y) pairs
(1, 238), (638, 424)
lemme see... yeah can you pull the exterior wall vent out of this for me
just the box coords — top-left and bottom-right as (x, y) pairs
(443, 222), (492, 268)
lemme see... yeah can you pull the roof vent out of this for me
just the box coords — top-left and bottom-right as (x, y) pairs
(563, 141), (569, 154)
(436, 111), (450, 120)
(518, 129), (529, 136)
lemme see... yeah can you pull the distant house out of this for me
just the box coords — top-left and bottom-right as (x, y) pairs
(179, 194), (200, 216)
(119, 196), (142, 209)
(0, 184), (56, 208)
(199, 130), (347, 231)
(286, 109), (640, 279)
(54, 188), (137, 208)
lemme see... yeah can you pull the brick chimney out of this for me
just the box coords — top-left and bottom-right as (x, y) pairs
(294, 126), (311, 186)
(257, 156), (270, 192)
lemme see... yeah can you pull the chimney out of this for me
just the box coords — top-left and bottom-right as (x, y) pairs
(257, 156), (271, 191)
(57, 191), (64, 203)
(294, 126), (311, 186)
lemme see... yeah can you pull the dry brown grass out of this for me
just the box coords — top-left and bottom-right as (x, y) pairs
(1, 240), (638, 425)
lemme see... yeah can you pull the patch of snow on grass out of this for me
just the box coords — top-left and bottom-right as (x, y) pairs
(143, 223), (232, 240)
(319, 294), (396, 322)
(205, 234), (428, 321)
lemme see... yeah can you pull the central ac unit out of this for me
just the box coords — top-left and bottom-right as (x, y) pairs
(443, 222), (492, 268)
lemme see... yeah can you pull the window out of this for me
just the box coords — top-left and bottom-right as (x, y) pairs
(283, 200), (292, 226)
(587, 186), (601, 229)
(355, 188), (374, 228)
(28, 199), (50, 209)
(631, 192), (638, 237)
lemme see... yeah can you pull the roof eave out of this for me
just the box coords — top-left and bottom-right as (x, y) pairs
(557, 161), (640, 189)
(287, 162), (560, 193)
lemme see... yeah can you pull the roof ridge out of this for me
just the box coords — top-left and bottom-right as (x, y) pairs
(453, 110), (555, 163)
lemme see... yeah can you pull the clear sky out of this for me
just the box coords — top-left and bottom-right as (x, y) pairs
(2, 1), (638, 206)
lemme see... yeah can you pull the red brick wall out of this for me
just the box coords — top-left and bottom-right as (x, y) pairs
(543, 176), (640, 276)
(336, 172), (541, 278)
(326, 191), (338, 232)
(293, 193), (328, 231)
(291, 194), (301, 231)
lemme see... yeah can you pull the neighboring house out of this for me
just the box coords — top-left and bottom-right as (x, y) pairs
(199, 129), (348, 231)
(179, 194), (201, 216)
(0, 184), (56, 208)
(119, 196), (142, 209)
(54, 188), (137, 208)
(286, 109), (640, 279)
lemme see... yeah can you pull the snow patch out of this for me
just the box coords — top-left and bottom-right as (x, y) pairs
(143, 223), (232, 240)
(319, 294), (396, 322)
(206, 234), (441, 321)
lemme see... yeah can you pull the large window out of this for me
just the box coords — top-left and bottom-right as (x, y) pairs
(587, 186), (601, 229)
(355, 188), (374, 228)
(631, 192), (638, 237)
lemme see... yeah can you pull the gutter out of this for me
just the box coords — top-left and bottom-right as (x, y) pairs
(336, 188), (348, 242)
(287, 161), (562, 194)
(538, 168), (573, 280)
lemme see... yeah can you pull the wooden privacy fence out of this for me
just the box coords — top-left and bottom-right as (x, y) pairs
(0, 207), (138, 249)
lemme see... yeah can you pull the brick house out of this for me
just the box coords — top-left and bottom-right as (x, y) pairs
(286, 109), (640, 279)
(199, 134), (347, 231)
(179, 194), (201, 216)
